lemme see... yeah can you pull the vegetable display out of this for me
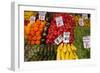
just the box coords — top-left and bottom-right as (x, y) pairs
(24, 11), (90, 61)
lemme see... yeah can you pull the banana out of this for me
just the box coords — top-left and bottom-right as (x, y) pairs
(56, 43), (63, 60)
(56, 51), (60, 60)
(67, 44), (75, 59)
(59, 43), (64, 50)
(60, 50), (65, 60)
(70, 44), (78, 59)
(69, 51), (75, 59)
(63, 44), (67, 53)
(71, 44), (77, 51)
(64, 44), (69, 59)
(56, 43), (78, 60)
(67, 44), (71, 53)
(73, 51), (78, 59)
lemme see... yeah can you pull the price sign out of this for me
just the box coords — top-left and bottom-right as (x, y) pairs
(79, 18), (84, 26)
(82, 14), (88, 19)
(30, 16), (36, 24)
(83, 36), (90, 48)
(54, 35), (63, 45)
(55, 16), (64, 27)
(39, 11), (46, 20)
(63, 32), (70, 43)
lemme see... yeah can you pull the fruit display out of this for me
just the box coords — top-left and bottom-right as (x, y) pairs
(24, 11), (90, 61)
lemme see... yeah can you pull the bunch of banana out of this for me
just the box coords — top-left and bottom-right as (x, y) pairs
(56, 43), (78, 60)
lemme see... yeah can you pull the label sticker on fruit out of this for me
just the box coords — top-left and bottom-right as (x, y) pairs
(30, 16), (36, 24)
(55, 16), (64, 27)
(79, 18), (84, 26)
(83, 36), (90, 48)
(63, 32), (70, 43)
(82, 14), (88, 19)
(54, 35), (63, 45)
(39, 11), (46, 20)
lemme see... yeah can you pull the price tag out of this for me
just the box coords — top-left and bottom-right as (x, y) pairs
(54, 35), (63, 45)
(79, 18), (84, 26)
(30, 16), (36, 24)
(82, 14), (88, 19)
(55, 16), (64, 27)
(83, 36), (90, 48)
(63, 32), (70, 43)
(39, 11), (46, 20)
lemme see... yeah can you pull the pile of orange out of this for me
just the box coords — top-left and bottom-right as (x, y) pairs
(25, 19), (46, 45)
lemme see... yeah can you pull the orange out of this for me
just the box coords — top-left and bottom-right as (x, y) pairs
(30, 28), (34, 31)
(40, 22), (45, 28)
(27, 23), (32, 28)
(28, 35), (32, 41)
(36, 19), (41, 25)
(31, 40), (35, 45)
(24, 26), (31, 35)
(30, 30), (35, 36)
(33, 27), (38, 32)
(36, 31), (41, 36)
(39, 28), (43, 32)
(36, 36), (41, 40)
(28, 41), (31, 44)
(35, 40), (40, 45)
(32, 36), (37, 41)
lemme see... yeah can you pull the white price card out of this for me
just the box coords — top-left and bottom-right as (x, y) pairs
(30, 16), (36, 24)
(83, 36), (90, 48)
(63, 32), (70, 43)
(55, 16), (64, 27)
(54, 35), (63, 45)
(39, 11), (46, 20)
(82, 14), (88, 19)
(79, 18), (84, 26)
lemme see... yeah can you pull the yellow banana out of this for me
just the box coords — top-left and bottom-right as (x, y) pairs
(70, 44), (78, 59)
(60, 50), (65, 60)
(64, 44), (69, 60)
(67, 44), (75, 59)
(56, 43), (63, 60)
(56, 51), (60, 60)
(63, 44), (67, 53)
(71, 44), (77, 51)
(73, 51), (78, 59)
(69, 51), (75, 59)
(56, 43), (78, 60)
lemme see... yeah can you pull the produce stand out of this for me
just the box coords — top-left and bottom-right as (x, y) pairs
(24, 11), (90, 61)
